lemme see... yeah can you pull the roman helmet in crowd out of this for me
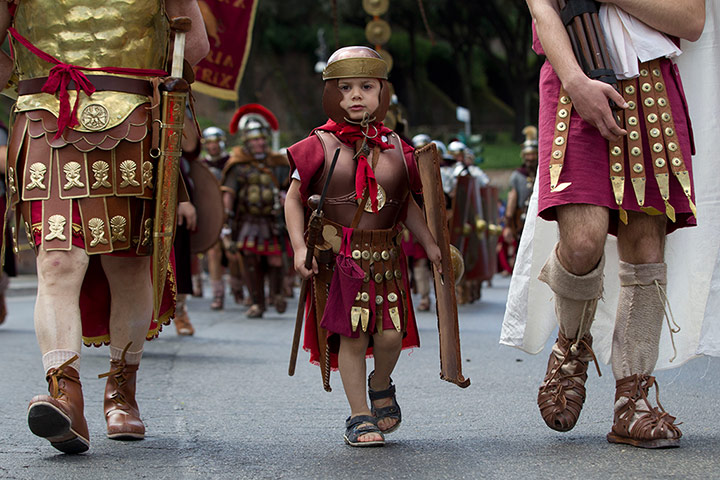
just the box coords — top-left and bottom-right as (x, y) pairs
(229, 103), (279, 154)
(521, 125), (539, 171)
(201, 126), (226, 150)
(412, 133), (432, 148)
(447, 140), (468, 158)
(521, 125), (538, 156)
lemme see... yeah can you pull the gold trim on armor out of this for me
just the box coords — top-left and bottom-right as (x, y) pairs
(321, 57), (388, 80)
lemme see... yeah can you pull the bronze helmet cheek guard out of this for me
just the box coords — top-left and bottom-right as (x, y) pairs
(322, 78), (391, 124)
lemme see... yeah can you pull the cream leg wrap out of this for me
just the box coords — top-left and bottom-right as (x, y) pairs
(611, 261), (667, 380)
(538, 245), (605, 339)
(42, 349), (80, 374)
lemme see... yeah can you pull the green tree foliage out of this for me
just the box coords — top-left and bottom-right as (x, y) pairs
(237, 0), (541, 142)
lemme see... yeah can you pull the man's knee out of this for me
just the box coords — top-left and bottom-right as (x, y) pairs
(618, 214), (666, 264)
(557, 233), (605, 274)
(37, 249), (89, 281)
(372, 330), (402, 350)
(102, 256), (151, 280)
(556, 205), (608, 274)
(340, 333), (369, 355)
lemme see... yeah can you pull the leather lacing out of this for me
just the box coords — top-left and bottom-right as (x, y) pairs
(538, 333), (601, 431)
(541, 335), (602, 393)
(654, 280), (681, 363)
(46, 354), (80, 399)
(98, 342), (135, 408)
(613, 374), (682, 440)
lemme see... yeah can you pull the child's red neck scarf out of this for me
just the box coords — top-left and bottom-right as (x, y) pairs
(314, 118), (394, 213)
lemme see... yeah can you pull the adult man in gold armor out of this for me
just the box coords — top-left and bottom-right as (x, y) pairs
(0, 0), (208, 454)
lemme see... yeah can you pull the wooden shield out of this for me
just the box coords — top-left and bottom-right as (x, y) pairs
(415, 143), (470, 388)
(189, 160), (224, 254)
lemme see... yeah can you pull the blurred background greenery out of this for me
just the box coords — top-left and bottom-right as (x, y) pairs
(191, 0), (542, 170)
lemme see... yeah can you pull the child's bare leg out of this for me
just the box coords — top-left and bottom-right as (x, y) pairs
(338, 332), (381, 443)
(370, 329), (403, 431)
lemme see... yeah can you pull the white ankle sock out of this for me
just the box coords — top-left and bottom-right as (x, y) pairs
(42, 349), (80, 374)
(109, 345), (143, 365)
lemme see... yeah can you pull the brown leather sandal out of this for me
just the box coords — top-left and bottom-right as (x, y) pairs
(607, 374), (681, 449)
(537, 332), (601, 432)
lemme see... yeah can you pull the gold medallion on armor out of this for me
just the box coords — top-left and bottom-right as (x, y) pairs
(359, 184), (386, 212)
(27, 163), (47, 190)
(88, 218), (109, 247)
(63, 162), (85, 190)
(92, 161), (112, 189)
(45, 215), (67, 241)
(119, 160), (140, 188)
(110, 215), (128, 243)
(141, 218), (153, 246)
(80, 104), (110, 131)
(142, 161), (154, 189)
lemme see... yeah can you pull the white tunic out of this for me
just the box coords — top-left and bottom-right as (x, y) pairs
(501, 5), (720, 369)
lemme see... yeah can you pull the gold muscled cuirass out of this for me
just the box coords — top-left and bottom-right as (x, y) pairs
(12, 0), (169, 130)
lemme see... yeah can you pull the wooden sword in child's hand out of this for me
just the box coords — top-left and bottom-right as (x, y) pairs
(288, 147), (341, 376)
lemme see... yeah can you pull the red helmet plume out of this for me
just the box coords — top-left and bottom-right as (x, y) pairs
(229, 103), (279, 135)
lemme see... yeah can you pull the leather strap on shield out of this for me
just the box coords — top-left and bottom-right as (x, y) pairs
(414, 143), (470, 388)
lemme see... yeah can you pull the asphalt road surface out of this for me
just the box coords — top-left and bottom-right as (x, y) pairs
(1, 275), (718, 479)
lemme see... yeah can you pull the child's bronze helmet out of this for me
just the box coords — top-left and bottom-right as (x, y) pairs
(321, 46), (391, 124)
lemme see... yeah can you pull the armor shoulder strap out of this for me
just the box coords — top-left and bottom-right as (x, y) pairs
(387, 131), (412, 189)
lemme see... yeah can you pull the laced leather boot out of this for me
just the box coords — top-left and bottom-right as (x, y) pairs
(537, 332), (601, 432)
(607, 374), (681, 448)
(99, 347), (145, 440)
(27, 356), (90, 454)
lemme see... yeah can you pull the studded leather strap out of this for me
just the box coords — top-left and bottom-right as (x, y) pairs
(648, 61), (696, 217)
(608, 104), (627, 224)
(637, 60), (675, 221)
(549, 88), (573, 192)
(621, 80), (647, 211)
